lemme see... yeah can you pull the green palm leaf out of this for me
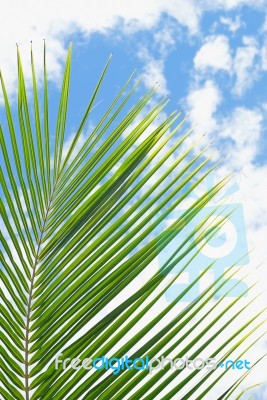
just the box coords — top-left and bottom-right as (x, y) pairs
(0, 42), (265, 400)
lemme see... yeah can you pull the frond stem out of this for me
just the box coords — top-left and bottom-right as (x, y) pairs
(24, 187), (55, 399)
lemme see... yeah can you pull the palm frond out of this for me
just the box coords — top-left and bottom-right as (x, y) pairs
(0, 42), (265, 400)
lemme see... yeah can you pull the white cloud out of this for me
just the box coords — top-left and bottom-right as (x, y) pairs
(186, 80), (222, 132)
(0, 0), (202, 103)
(219, 15), (243, 32)
(202, 103), (267, 288)
(203, 0), (267, 9)
(162, 0), (200, 35)
(262, 14), (267, 32)
(185, 81), (267, 309)
(217, 106), (267, 266)
(194, 35), (232, 72)
(261, 40), (267, 70)
(220, 107), (263, 164)
(232, 36), (260, 96)
(153, 22), (177, 56)
(137, 46), (168, 95)
(193, 34), (264, 97)
(214, 100), (265, 269)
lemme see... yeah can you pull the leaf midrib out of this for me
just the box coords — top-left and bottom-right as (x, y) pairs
(24, 190), (55, 399)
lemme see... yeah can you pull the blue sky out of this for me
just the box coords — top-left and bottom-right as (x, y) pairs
(1, 0), (267, 398)
(47, 6), (267, 167)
